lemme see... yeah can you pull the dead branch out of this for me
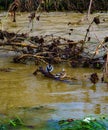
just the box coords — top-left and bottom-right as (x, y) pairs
(0, 41), (37, 48)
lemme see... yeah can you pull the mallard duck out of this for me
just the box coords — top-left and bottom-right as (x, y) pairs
(90, 73), (99, 84)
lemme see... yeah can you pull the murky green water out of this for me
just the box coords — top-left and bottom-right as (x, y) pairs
(0, 12), (108, 129)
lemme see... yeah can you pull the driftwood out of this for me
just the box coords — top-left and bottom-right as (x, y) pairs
(84, 16), (101, 43)
(0, 30), (107, 69)
(0, 42), (37, 48)
(92, 36), (108, 59)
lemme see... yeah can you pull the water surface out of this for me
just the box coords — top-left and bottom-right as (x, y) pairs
(0, 12), (108, 129)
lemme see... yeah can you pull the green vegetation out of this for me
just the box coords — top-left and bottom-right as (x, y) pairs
(0, 0), (13, 10)
(43, 0), (108, 12)
(58, 116), (108, 130)
(0, 116), (24, 130)
(0, 115), (108, 130)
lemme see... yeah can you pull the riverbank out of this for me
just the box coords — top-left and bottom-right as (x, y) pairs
(0, 0), (108, 12)
(0, 114), (108, 129)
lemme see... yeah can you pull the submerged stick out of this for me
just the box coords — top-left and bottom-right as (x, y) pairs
(0, 42), (37, 48)
(84, 20), (94, 42)
(91, 40), (105, 59)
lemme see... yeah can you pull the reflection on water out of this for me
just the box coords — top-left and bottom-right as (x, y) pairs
(0, 12), (108, 128)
